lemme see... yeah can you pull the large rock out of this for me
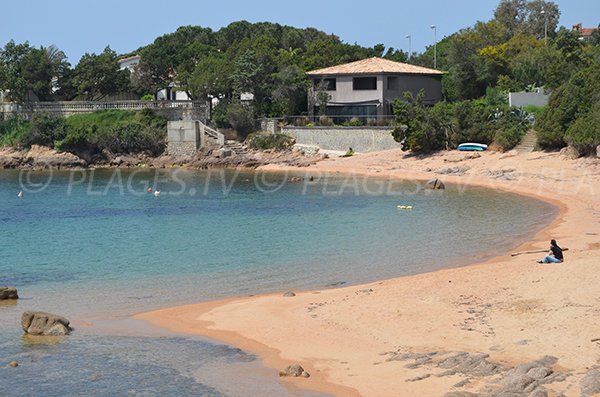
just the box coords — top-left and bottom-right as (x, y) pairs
(26, 145), (87, 168)
(596, 145), (600, 159)
(0, 287), (18, 300)
(21, 311), (72, 336)
(580, 369), (600, 397)
(560, 146), (580, 160)
(279, 364), (310, 378)
(425, 178), (445, 190)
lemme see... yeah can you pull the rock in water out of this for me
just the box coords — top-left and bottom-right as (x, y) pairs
(279, 364), (310, 378)
(283, 291), (296, 297)
(426, 178), (446, 190)
(21, 311), (72, 336)
(0, 287), (18, 300)
(9, 361), (18, 367)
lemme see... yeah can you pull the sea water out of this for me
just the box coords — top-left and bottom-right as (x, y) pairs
(0, 168), (556, 396)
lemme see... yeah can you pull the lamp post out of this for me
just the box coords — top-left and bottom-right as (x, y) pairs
(430, 25), (437, 69)
(540, 10), (548, 45)
(405, 35), (411, 60)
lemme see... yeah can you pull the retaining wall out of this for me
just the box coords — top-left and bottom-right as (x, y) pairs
(281, 126), (400, 153)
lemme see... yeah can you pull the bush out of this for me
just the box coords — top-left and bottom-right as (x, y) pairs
(55, 109), (167, 157)
(245, 132), (295, 151)
(493, 123), (527, 151)
(318, 116), (333, 126)
(343, 117), (363, 126)
(0, 117), (30, 147)
(226, 103), (255, 138)
(19, 112), (67, 148)
(564, 103), (600, 155)
(536, 64), (600, 150)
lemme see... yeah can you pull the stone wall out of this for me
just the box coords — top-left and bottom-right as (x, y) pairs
(167, 121), (200, 156)
(281, 126), (401, 153)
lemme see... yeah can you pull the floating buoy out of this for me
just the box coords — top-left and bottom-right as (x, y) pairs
(397, 205), (413, 210)
(17, 191), (23, 199)
(147, 187), (153, 193)
(154, 190), (161, 197)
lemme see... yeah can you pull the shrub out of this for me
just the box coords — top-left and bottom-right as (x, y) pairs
(318, 116), (333, 126)
(343, 117), (363, 126)
(19, 112), (67, 148)
(245, 132), (295, 151)
(226, 103), (255, 138)
(564, 103), (600, 155)
(0, 117), (30, 147)
(493, 123), (527, 151)
(140, 94), (154, 101)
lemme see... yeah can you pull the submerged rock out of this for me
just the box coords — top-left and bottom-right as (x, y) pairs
(9, 361), (18, 368)
(425, 178), (445, 190)
(279, 364), (310, 378)
(21, 311), (72, 336)
(0, 287), (18, 300)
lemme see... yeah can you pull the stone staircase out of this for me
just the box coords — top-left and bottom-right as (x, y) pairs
(225, 140), (247, 155)
(514, 129), (538, 153)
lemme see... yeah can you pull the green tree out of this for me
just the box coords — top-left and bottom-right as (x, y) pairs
(73, 47), (130, 100)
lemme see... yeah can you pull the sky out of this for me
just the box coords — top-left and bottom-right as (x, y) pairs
(1, 0), (598, 65)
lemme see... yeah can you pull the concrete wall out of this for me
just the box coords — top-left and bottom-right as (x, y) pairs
(282, 126), (401, 153)
(509, 92), (550, 107)
(167, 120), (200, 156)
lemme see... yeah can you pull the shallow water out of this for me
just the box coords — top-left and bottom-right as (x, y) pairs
(0, 168), (556, 396)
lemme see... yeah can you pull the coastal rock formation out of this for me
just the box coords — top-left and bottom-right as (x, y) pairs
(435, 166), (470, 175)
(425, 178), (445, 190)
(279, 364), (310, 378)
(283, 291), (296, 297)
(0, 146), (87, 169)
(0, 287), (18, 300)
(21, 311), (72, 336)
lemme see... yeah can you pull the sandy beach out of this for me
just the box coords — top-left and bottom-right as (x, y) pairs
(137, 149), (600, 396)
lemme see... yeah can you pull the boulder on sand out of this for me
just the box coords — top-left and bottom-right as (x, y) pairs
(0, 287), (18, 300)
(279, 363), (310, 378)
(21, 311), (72, 336)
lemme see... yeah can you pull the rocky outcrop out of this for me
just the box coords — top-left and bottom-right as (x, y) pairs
(279, 364), (310, 378)
(0, 287), (18, 300)
(0, 146), (87, 169)
(425, 178), (446, 190)
(283, 291), (296, 297)
(21, 311), (72, 336)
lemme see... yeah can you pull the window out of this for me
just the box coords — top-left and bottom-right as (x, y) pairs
(353, 77), (377, 90)
(313, 78), (336, 91)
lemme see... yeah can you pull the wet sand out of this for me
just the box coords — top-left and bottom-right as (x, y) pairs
(137, 149), (600, 396)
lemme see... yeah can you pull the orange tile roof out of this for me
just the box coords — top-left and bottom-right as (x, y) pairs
(581, 28), (596, 37)
(307, 57), (443, 76)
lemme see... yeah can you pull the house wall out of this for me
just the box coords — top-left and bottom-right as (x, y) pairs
(324, 75), (384, 105)
(383, 74), (442, 106)
(282, 126), (400, 153)
(508, 92), (550, 107)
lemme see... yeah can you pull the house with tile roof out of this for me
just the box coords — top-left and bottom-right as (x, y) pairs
(307, 57), (443, 119)
(572, 23), (599, 43)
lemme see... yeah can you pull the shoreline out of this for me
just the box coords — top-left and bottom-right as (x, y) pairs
(136, 149), (599, 396)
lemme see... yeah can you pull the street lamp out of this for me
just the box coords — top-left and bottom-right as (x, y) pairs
(540, 10), (548, 45)
(430, 25), (437, 69)
(405, 35), (411, 60)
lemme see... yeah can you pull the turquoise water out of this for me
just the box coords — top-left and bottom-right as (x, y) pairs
(0, 168), (556, 396)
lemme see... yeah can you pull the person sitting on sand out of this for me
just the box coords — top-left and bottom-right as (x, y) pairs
(537, 239), (564, 264)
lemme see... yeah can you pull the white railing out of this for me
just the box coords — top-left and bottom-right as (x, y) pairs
(199, 121), (225, 146)
(27, 100), (208, 112)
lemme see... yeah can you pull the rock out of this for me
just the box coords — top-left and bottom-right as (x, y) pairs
(9, 361), (18, 367)
(526, 367), (553, 380)
(283, 291), (296, 297)
(435, 166), (470, 175)
(216, 148), (232, 158)
(528, 387), (548, 397)
(406, 373), (431, 382)
(453, 379), (470, 388)
(442, 392), (480, 397)
(21, 311), (72, 336)
(279, 364), (310, 378)
(292, 144), (320, 156)
(580, 368), (600, 396)
(0, 287), (18, 300)
(596, 145), (600, 158)
(425, 178), (445, 190)
(26, 145), (87, 168)
(560, 146), (580, 160)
